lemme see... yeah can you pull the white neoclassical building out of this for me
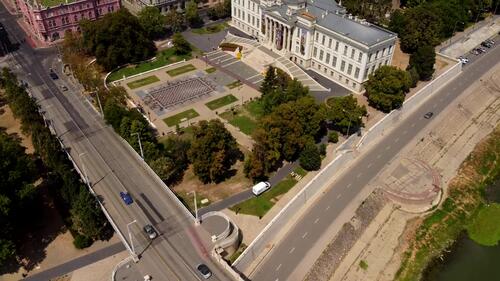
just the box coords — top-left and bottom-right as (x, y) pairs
(231, 0), (397, 93)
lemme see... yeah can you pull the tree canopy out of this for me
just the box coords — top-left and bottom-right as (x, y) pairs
(165, 10), (185, 33)
(408, 45), (436, 81)
(188, 120), (243, 183)
(138, 6), (166, 40)
(172, 33), (192, 55)
(185, 0), (203, 27)
(341, 0), (392, 23)
(365, 66), (411, 112)
(80, 9), (156, 71)
(299, 143), (322, 171)
(326, 95), (367, 135)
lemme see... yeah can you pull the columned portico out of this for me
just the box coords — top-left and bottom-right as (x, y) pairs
(263, 16), (293, 55)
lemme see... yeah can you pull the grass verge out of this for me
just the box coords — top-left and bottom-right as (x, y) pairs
(205, 67), (217, 73)
(228, 243), (247, 264)
(191, 22), (229, 34)
(230, 176), (298, 217)
(205, 95), (238, 110)
(166, 64), (197, 77)
(219, 111), (256, 135)
(126, 75), (160, 89)
(226, 80), (243, 89)
(395, 125), (500, 281)
(108, 48), (192, 82)
(163, 109), (200, 127)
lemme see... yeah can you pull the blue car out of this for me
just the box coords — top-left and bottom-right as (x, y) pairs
(120, 192), (133, 205)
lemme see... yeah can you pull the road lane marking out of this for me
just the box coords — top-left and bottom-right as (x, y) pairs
(367, 162), (373, 168)
(314, 218), (320, 224)
(377, 154), (381, 159)
(337, 194), (342, 199)
(356, 173), (362, 178)
(403, 130), (408, 135)
(395, 137), (400, 143)
(276, 264), (282, 271)
(289, 247), (295, 254)
(385, 145), (391, 151)
(433, 104), (437, 109)
(325, 205), (330, 210)
(347, 183), (352, 188)
(411, 123), (416, 128)
(302, 232), (308, 239)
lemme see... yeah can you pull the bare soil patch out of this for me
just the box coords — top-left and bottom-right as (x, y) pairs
(0, 103), (34, 153)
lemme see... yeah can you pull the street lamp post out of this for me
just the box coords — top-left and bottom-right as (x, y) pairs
(189, 191), (200, 225)
(131, 132), (144, 159)
(78, 152), (89, 185)
(126, 220), (139, 262)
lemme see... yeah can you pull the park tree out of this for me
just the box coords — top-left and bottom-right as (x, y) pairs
(391, 6), (443, 53)
(408, 66), (420, 88)
(149, 156), (177, 182)
(188, 120), (243, 183)
(365, 66), (412, 112)
(138, 6), (166, 40)
(326, 95), (367, 135)
(165, 9), (185, 33)
(172, 33), (192, 55)
(299, 143), (322, 171)
(185, 0), (203, 27)
(80, 9), (156, 70)
(70, 189), (108, 240)
(341, 0), (392, 23)
(408, 45), (436, 81)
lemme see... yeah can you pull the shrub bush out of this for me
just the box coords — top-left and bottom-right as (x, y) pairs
(73, 234), (93, 249)
(328, 131), (339, 143)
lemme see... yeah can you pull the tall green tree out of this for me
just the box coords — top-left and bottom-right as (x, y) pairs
(165, 9), (185, 33)
(188, 120), (243, 183)
(138, 6), (166, 40)
(80, 9), (156, 70)
(299, 143), (322, 171)
(326, 95), (367, 135)
(396, 6), (443, 53)
(365, 66), (412, 112)
(185, 0), (203, 27)
(172, 33), (192, 55)
(408, 45), (436, 81)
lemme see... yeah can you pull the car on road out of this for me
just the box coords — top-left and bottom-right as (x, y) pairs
(49, 69), (59, 80)
(252, 181), (271, 196)
(143, 224), (157, 239)
(120, 191), (133, 205)
(458, 56), (469, 64)
(481, 41), (492, 48)
(197, 264), (212, 279)
(61, 85), (68, 91)
(485, 39), (495, 45)
(471, 49), (480, 55)
(424, 112), (434, 119)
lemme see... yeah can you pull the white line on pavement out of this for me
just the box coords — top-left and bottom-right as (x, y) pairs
(314, 218), (320, 224)
(385, 145), (391, 150)
(356, 173), (362, 178)
(403, 130), (408, 135)
(302, 232), (308, 239)
(347, 183), (352, 188)
(336, 194), (342, 199)
(377, 154), (381, 159)
(367, 162), (373, 168)
(411, 123), (416, 127)
(325, 205), (330, 210)
(289, 247), (295, 254)
(276, 264), (282, 271)
(395, 137), (400, 143)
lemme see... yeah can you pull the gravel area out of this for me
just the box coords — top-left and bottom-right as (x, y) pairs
(304, 189), (388, 281)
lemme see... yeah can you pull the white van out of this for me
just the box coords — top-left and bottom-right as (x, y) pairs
(252, 181), (271, 196)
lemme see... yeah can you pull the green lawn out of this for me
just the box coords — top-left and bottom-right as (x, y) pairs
(41, 0), (73, 7)
(205, 67), (217, 73)
(226, 80), (243, 89)
(205, 95), (238, 110)
(219, 111), (257, 135)
(230, 177), (298, 217)
(191, 22), (229, 34)
(163, 109), (200, 127)
(245, 99), (265, 119)
(166, 64), (197, 77)
(294, 166), (308, 177)
(126, 75), (160, 89)
(107, 48), (192, 82)
(467, 203), (500, 246)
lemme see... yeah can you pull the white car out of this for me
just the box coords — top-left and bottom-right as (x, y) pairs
(458, 57), (469, 64)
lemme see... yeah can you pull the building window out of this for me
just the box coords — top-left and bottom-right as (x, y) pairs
(321, 34), (325, 45)
(369, 53), (373, 62)
(350, 49), (355, 59)
(312, 62), (315, 67)
(382, 47), (386, 56)
(343, 45), (348, 56)
(340, 60), (345, 72)
(347, 64), (352, 75)
(74, 15), (78, 21)
(257, 19), (259, 27)
(376, 50), (380, 59)
(354, 67), (360, 79)
(313, 47), (318, 57)
(358, 52), (362, 62)
(388, 45), (393, 54)
(296, 46), (299, 53)
(330, 71), (334, 76)
(328, 38), (332, 48)
(364, 68), (369, 79)
(352, 81), (356, 88)
(324, 67), (327, 73)
(317, 64), (321, 70)
(315, 32), (319, 42)
(319, 50), (324, 60)
(325, 53), (330, 64)
(335, 41), (339, 52)
(332, 56), (337, 67)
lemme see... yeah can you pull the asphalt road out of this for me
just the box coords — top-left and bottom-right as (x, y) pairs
(251, 38), (500, 281)
(0, 4), (231, 281)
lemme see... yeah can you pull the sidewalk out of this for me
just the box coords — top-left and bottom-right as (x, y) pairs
(439, 16), (500, 57)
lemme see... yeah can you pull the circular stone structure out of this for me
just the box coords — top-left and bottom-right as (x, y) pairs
(381, 158), (441, 213)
